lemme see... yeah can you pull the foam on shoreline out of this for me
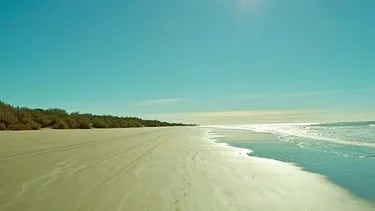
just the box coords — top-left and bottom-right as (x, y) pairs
(203, 127), (375, 209)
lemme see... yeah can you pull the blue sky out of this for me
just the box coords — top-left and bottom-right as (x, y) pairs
(1, 0), (374, 123)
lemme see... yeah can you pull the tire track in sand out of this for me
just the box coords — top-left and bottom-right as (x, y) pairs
(74, 134), (171, 210)
(0, 128), (167, 163)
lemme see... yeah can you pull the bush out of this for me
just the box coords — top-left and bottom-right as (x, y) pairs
(8, 123), (27, 130)
(0, 100), (189, 130)
(77, 118), (91, 129)
(65, 118), (80, 129)
(92, 120), (109, 128)
(25, 121), (41, 130)
(123, 120), (142, 127)
(31, 112), (51, 127)
(21, 118), (41, 130)
(52, 120), (70, 129)
(79, 122), (91, 129)
(0, 123), (6, 130)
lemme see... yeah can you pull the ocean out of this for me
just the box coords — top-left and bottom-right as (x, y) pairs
(209, 121), (375, 201)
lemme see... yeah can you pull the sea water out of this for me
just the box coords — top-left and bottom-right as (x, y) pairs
(211, 121), (375, 201)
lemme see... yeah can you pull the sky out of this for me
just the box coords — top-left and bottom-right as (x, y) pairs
(1, 0), (374, 124)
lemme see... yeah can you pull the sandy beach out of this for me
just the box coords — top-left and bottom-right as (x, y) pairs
(0, 127), (373, 211)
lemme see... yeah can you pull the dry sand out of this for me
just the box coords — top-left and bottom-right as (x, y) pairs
(0, 127), (373, 211)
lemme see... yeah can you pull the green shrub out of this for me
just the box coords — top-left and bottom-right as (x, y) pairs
(0, 123), (6, 130)
(0, 100), (189, 130)
(79, 122), (91, 129)
(65, 118), (80, 129)
(8, 123), (27, 130)
(92, 120), (109, 128)
(20, 117), (40, 130)
(25, 121), (41, 130)
(76, 118), (91, 129)
(52, 121), (70, 129)
(31, 112), (51, 127)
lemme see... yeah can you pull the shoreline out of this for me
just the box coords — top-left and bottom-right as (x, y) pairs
(0, 127), (373, 210)
(204, 127), (375, 209)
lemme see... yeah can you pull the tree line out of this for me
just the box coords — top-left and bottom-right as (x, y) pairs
(0, 101), (192, 130)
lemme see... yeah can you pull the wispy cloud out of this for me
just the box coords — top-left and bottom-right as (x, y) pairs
(135, 98), (183, 106)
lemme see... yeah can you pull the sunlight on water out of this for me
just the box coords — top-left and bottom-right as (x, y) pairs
(207, 121), (375, 201)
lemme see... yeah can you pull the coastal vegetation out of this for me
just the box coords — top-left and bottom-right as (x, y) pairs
(0, 101), (190, 130)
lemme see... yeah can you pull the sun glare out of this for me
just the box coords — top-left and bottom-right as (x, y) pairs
(239, 0), (255, 6)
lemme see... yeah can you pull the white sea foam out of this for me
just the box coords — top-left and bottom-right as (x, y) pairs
(203, 123), (375, 148)
(204, 129), (253, 158)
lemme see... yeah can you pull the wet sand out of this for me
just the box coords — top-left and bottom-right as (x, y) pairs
(0, 127), (373, 211)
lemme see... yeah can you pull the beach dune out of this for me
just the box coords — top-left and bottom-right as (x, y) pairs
(0, 127), (373, 211)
